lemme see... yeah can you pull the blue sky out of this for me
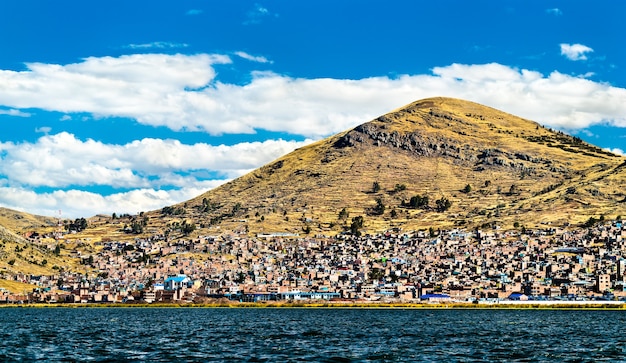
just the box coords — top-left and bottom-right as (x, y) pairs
(0, 1), (625, 218)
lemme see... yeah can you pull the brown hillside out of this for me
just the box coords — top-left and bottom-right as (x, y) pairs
(0, 209), (75, 275)
(136, 97), (625, 237)
(45, 97), (626, 242)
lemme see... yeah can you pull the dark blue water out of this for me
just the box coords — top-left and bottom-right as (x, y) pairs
(1, 308), (625, 362)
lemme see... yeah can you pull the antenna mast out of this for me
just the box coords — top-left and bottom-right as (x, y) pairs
(55, 209), (63, 240)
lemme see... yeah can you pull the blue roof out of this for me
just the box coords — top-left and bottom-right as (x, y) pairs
(165, 275), (188, 283)
(421, 293), (450, 299)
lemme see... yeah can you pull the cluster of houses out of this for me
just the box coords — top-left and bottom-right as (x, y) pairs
(3, 220), (626, 304)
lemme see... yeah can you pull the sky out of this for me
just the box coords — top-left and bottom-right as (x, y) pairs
(0, 1), (625, 219)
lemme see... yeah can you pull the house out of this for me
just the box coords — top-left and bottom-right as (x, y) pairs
(420, 293), (451, 302)
(508, 292), (529, 301)
(164, 275), (191, 291)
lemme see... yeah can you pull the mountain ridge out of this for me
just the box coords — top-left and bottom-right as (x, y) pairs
(165, 96), (624, 235)
(2, 97), (625, 243)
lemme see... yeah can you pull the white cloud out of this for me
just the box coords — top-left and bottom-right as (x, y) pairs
(186, 9), (203, 16)
(0, 184), (223, 218)
(0, 108), (31, 117)
(0, 132), (313, 189)
(124, 42), (189, 49)
(1, 55), (625, 138)
(235, 51), (272, 64)
(2, 55), (626, 217)
(34, 126), (51, 134)
(560, 43), (594, 61)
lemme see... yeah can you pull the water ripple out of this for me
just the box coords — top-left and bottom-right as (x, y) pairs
(1, 308), (626, 361)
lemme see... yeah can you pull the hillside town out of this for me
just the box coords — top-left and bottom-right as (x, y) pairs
(3, 219), (626, 305)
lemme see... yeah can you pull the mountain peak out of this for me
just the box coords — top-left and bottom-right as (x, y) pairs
(69, 98), (626, 239)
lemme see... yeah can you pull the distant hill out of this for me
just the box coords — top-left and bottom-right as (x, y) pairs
(0, 207), (57, 233)
(131, 97), (623, 237)
(16, 97), (626, 245)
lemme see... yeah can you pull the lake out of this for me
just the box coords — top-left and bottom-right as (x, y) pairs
(0, 308), (624, 362)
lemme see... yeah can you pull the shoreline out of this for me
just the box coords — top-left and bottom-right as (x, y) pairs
(3, 300), (626, 310)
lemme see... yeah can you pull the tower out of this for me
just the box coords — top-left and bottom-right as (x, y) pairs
(55, 209), (63, 240)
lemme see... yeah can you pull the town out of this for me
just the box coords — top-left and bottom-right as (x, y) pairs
(3, 218), (626, 305)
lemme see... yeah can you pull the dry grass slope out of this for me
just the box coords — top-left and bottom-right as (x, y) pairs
(0, 209), (77, 275)
(6, 97), (626, 252)
(136, 97), (625, 237)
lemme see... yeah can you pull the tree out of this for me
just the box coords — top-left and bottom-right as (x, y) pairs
(372, 181), (381, 193)
(369, 268), (385, 282)
(182, 220), (196, 236)
(231, 202), (242, 215)
(372, 198), (385, 215)
(130, 220), (144, 234)
(54, 244), (61, 256)
(338, 207), (349, 221)
(67, 217), (88, 232)
(405, 195), (429, 209)
(394, 184), (407, 193)
(435, 197), (452, 212)
(463, 184), (472, 193)
(350, 216), (364, 236)
(234, 272), (246, 284)
(390, 209), (398, 218)
(584, 217), (598, 228)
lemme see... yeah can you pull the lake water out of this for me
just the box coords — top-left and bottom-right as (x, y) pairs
(1, 308), (625, 362)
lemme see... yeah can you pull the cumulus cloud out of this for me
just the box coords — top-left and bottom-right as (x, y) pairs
(1, 55), (625, 138)
(0, 184), (223, 218)
(2, 55), (626, 217)
(560, 43), (594, 61)
(0, 132), (313, 189)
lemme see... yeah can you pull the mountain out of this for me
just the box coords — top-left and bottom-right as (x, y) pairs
(4, 96), (625, 278)
(132, 97), (621, 237)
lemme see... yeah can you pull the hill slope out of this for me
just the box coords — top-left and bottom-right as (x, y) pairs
(0, 209), (70, 275)
(137, 97), (624, 236)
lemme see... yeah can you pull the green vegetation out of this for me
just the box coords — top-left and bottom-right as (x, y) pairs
(435, 197), (452, 212)
(350, 216), (364, 236)
(338, 208), (349, 221)
(372, 181), (381, 193)
(66, 218), (88, 232)
(403, 195), (429, 209)
(181, 220), (196, 236)
(393, 184), (407, 193)
(371, 198), (385, 216)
